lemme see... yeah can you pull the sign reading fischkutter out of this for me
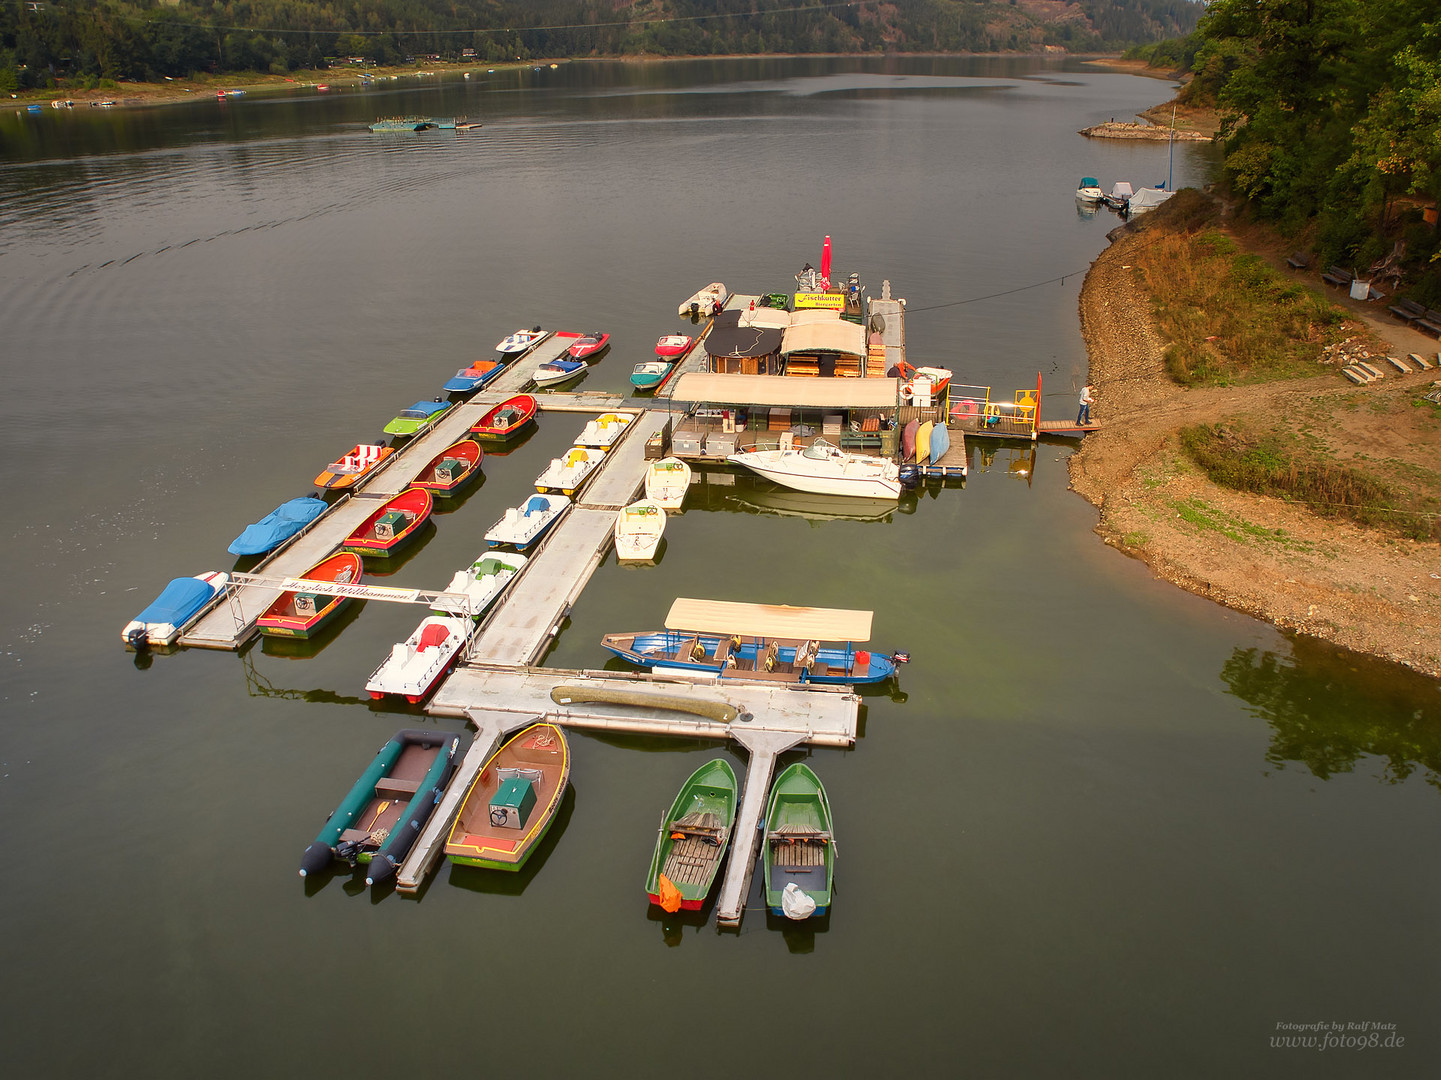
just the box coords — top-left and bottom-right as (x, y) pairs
(1271, 1021), (1405, 1051)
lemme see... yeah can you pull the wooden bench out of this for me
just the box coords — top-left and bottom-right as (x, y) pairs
(1286, 251), (1310, 270)
(1389, 298), (1426, 324)
(773, 838), (827, 869)
(1415, 309), (1441, 338)
(374, 776), (422, 799)
(1321, 265), (1354, 288)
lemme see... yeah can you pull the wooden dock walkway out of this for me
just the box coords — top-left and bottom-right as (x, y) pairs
(403, 667), (860, 897)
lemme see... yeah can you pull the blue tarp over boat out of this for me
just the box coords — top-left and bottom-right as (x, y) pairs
(134, 577), (220, 627)
(227, 497), (327, 556)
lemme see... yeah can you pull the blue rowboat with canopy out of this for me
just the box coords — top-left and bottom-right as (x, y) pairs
(227, 497), (327, 556)
(600, 597), (906, 686)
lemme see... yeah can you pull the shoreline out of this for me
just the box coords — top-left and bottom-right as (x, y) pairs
(1069, 222), (1441, 678)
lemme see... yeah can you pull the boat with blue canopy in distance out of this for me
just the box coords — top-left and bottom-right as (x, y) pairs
(122, 571), (228, 648)
(600, 597), (905, 686)
(227, 497), (327, 557)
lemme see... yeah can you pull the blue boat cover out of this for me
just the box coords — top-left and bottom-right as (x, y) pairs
(227, 497), (327, 555)
(134, 577), (219, 626)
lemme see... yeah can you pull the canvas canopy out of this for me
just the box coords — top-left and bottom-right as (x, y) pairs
(665, 598), (873, 642)
(780, 319), (866, 357)
(705, 310), (784, 359)
(670, 373), (900, 408)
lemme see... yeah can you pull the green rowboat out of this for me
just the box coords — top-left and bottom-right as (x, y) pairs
(645, 758), (738, 911)
(762, 762), (834, 919)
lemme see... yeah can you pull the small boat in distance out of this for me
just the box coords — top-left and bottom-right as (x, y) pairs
(614, 500), (666, 564)
(1076, 176), (1103, 201)
(728, 438), (903, 500)
(645, 759), (738, 912)
(365, 615), (471, 704)
(567, 332), (610, 360)
(576, 412), (633, 449)
(763, 762), (834, 920)
(299, 729), (467, 887)
(630, 360), (673, 390)
(1104, 180), (1134, 211)
(227, 497), (327, 556)
(469, 394), (537, 440)
(314, 443), (394, 490)
(532, 356), (587, 388)
(340, 487), (433, 559)
(485, 493), (569, 550)
(535, 447), (603, 496)
(409, 439), (482, 498)
(495, 327), (547, 358)
(645, 457), (691, 510)
(443, 359), (505, 394)
(383, 399), (451, 438)
(679, 282), (728, 317)
(655, 334), (693, 358)
(444, 723), (571, 871)
(257, 551), (362, 639)
(436, 550), (527, 616)
(369, 116), (444, 132)
(122, 571), (228, 649)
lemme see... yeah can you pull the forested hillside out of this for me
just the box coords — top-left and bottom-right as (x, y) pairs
(0, 0), (1201, 87)
(1166, 0), (1441, 300)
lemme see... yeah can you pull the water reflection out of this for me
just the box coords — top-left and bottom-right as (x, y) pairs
(1221, 639), (1441, 785)
(445, 784), (576, 895)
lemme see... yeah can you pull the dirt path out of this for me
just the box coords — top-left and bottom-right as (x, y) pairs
(1069, 228), (1441, 677)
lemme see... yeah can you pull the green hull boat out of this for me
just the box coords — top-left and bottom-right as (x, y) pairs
(645, 758), (738, 911)
(762, 762), (834, 919)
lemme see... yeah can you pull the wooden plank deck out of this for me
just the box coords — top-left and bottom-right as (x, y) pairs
(914, 427), (968, 478)
(1036, 419), (1099, 436)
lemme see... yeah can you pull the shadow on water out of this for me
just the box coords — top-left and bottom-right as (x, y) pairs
(239, 645), (372, 705)
(1220, 636), (1441, 787)
(646, 896), (718, 948)
(359, 519), (438, 577)
(445, 784), (577, 896)
(764, 906), (832, 953)
(257, 599), (366, 659)
(428, 471), (487, 514)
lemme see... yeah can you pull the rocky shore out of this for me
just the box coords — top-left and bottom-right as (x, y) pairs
(1069, 225), (1441, 677)
(1079, 121), (1211, 141)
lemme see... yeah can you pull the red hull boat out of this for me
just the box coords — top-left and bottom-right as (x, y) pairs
(256, 552), (363, 639)
(469, 394), (538, 440)
(340, 488), (434, 558)
(410, 439), (483, 497)
(568, 332), (611, 360)
(655, 335), (693, 358)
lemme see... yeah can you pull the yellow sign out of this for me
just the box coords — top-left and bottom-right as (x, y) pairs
(793, 292), (845, 310)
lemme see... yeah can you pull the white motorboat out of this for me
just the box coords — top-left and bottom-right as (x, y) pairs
(728, 438), (902, 500)
(532, 357), (587, 388)
(679, 282), (728, 317)
(435, 550), (528, 616)
(1104, 181), (1134, 211)
(496, 327), (547, 355)
(122, 571), (228, 648)
(365, 615), (470, 704)
(534, 447), (604, 496)
(645, 457), (691, 510)
(614, 500), (666, 564)
(484, 493), (570, 549)
(576, 412), (633, 449)
(1075, 176), (1103, 202)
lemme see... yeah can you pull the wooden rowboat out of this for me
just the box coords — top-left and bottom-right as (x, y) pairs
(409, 439), (482, 497)
(444, 723), (570, 871)
(762, 762), (834, 919)
(469, 394), (537, 440)
(340, 487), (433, 558)
(257, 551), (362, 639)
(645, 758), (738, 911)
(299, 728), (467, 887)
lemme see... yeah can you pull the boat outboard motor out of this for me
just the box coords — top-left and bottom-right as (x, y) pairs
(365, 856), (397, 888)
(688, 301), (700, 317)
(298, 841), (333, 878)
(898, 463), (920, 488)
(890, 651), (911, 665)
(125, 626), (151, 651)
(334, 838), (361, 867)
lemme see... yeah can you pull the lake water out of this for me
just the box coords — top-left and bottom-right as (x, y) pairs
(1, 57), (1437, 1077)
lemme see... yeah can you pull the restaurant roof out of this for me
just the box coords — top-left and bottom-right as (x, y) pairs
(669, 373), (900, 408)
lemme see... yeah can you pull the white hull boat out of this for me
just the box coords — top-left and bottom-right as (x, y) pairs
(535, 447), (604, 496)
(436, 551), (528, 616)
(614, 500), (666, 563)
(679, 282), (728, 316)
(496, 327), (547, 356)
(365, 616), (470, 704)
(485, 494), (570, 549)
(645, 457), (691, 510)
(576, 412), (633, 449)
(728, 439), (902, 500)
(122, 571), (228, 648)
(1075, 176), (1103, 202)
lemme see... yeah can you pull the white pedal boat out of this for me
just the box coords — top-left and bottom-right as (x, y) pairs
(435, 551), (528, 617)
(484, 493), (570, 550)
(535, 447), (604, 495)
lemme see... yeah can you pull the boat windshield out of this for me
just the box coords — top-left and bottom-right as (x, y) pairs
(801, 438), (837, 459)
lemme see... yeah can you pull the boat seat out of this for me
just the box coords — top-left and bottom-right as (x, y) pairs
(374, 777), (422, 799)
(773, 838), (827, 868)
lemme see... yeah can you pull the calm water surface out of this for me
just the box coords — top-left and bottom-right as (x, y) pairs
(1, 57), (1437, 1078)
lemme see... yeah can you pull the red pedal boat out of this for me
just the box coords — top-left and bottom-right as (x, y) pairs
(256, 552), (363, 639)
(469, 394), (537, 440)
(567, 332), (611, 360)
(340, 488), (433, 558)
(655, 334), (693, 358)
(410, 439), (483, 498)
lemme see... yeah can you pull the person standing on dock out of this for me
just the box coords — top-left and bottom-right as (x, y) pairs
(1078, 383), (1095, 426)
